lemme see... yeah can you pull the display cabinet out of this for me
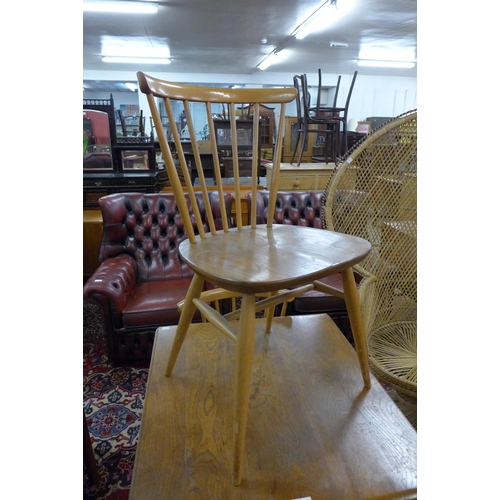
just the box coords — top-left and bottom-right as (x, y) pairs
(83, 95), (168, 208)
(244, 104), (275, 148)
(213, 118), (257, 178)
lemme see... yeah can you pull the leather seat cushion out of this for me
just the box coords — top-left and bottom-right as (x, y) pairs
(122, 279), (200, 328)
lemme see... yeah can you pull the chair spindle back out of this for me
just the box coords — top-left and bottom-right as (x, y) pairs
(137, 72), (297, 240)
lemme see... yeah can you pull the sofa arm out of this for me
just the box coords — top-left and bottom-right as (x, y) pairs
(83, 254), (137, 320)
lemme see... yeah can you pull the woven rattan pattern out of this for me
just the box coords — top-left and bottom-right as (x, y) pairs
(322, 110), (417, 398)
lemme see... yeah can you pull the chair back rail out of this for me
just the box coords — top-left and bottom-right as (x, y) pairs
(137, 72), (297, 239)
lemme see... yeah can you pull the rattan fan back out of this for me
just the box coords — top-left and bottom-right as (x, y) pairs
(323, 110), (417, 398)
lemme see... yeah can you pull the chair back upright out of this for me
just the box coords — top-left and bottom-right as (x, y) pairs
(137, 72), (297, 236)
(315, 69), (342, 111)
(341, 70), (358, 122)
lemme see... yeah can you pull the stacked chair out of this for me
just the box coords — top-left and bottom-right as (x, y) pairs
(322, 109), (417, 427)
(291, 70), (357, 165)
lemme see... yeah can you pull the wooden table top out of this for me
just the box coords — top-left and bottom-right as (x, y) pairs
(130, 314), (417, 499)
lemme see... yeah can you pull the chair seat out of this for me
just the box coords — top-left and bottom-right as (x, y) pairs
(179, 225), (371, 294)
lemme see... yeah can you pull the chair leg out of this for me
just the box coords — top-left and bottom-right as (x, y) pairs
(333, 123), (341, 160)
(232, 293), (256, 485)
(341, 267), (371, 389)
(291, 130), (301, 164)
(342, 120), (348, 157)
(324, 128), (330, 165)
(165, 273), (205, 376)
(264, 308), (275, 333)
(297, 129), (308, 166)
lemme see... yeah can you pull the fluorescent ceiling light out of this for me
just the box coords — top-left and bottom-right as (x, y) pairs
(258, 53), (278, 71)
(258, 50), (288, 70)
(125, 83), (137, 91)
(357, 60), (415, 69)
(83, 1), (159, 14)
(295, 0), (352, 40)
(102, 56), (171, 64)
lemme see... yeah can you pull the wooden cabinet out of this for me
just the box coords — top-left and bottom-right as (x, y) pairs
(84, 96), (168, 208)
(83, 209), (103, 279)
(282, 116), (316, 163)
(244, 104), (275, 148)
(265, 163), (335, 192)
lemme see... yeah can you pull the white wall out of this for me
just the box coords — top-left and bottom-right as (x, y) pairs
(83, 71), (417, 137)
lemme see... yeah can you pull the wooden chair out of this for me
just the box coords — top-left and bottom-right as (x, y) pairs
(323, 110), (417, 408)
(137, 71), (373, 484)
(313, 70), (358, 159)
(291, 74), (342, 165)
(316, 68), (342, 109)
(118, 109), (145, 137)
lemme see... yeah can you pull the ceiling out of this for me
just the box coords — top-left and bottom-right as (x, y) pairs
(83, 0), (417, 91)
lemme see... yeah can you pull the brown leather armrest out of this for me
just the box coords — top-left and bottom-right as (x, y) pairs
(83, 254), (137, 317)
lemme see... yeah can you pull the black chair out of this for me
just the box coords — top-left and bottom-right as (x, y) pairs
(118, 109), (145, 137)
(315, 70), (358, 158)
(291, 74), (342, 166)
(307, 70), (358, 160)
(316, 68), (341, 110)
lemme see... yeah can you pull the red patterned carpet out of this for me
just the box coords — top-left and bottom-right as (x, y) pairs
(83, 302), (149, 500)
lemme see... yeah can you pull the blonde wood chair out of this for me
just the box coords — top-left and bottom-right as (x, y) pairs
(137, 71), (373, 485)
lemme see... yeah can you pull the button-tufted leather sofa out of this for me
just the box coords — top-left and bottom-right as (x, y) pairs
(83, 191), (233, 363)
(246, 190), (355, 341)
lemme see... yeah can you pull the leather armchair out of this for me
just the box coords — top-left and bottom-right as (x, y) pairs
(84, 191), (233, 363)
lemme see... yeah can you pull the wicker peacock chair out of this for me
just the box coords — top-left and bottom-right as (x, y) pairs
(322, 110), (417, 420)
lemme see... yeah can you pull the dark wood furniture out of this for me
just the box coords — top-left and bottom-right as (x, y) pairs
(282, 115), (315, 163)
(165, 140), (223, 183)
(291, 74), (342, 165)
(214, 118), (257, 177)
(117, 108), (145, 137)
(83, 96), (168, 208)
(244, 103), (275, 148)
(130, 315), (417, 499)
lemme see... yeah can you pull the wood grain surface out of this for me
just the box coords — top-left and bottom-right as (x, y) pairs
(130, 314), (417, 499)
(179, 225), (372, 294)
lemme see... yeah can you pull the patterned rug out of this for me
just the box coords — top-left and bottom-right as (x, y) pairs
(83, 302), (149, 500)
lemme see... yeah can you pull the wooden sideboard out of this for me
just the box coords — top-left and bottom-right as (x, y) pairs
(265, 162), (335, 192)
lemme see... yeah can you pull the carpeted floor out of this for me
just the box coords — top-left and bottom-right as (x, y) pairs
(83, 300), (416, 498)
(83, 302), (148, 500)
